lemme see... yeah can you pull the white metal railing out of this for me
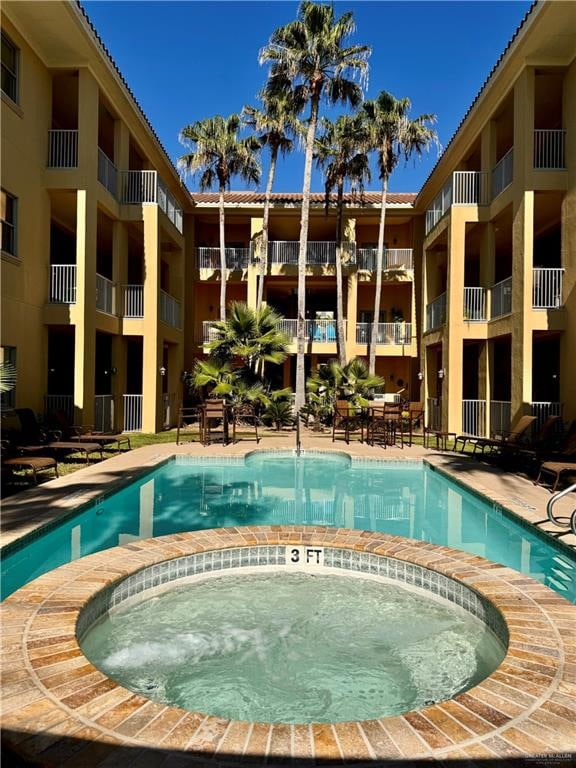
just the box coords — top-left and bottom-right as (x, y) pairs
(274, 319), (343, 342)
(94, 394), (114, 433)
(123, 285), (144, 317)
(425, 171), (489, 234)
(50, 265), (77, 303)
(532, 268), (564, 309)
(157, 179), (183, 233)
(491, 148), (513, 198)
(97, 148), (118, 198)
(96, 274), (116, 315)
(47, 130), (78, 168)
(356, 248), (413, 271)
(202, 321), (219, 343)
(196, 247), (250, 270)
(462, 399), (486, 437)
(426, 398), (442, 431)
(530, 402), (562, 433)
(464, 287), (486, 321)
(490, 276), (512, 318)
(163, 392), (176, 429)
(355, 322), (412, 345)
(533, 130), (566, 170)
(160, 290), (181, 328)
(490, 400), (511, 437)
(123, 394), (143, 432)
(268, 241), (355, 266)
(120, 170), (158, 204)
(44, 394), (74, 423)
(426, 292), (447, 331)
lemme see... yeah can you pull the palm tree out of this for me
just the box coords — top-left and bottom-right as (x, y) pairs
(314, 114), (370, 367)
(206, 301), (289, 380)
(242, 93), (302, 311)
(178, 115), (261, 320)
(260, 0), (370, 411)
(362, 91), (438, 375)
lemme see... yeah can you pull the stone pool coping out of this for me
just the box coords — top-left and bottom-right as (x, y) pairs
(2, 527), (575, 766)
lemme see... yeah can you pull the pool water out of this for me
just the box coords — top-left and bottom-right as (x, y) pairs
(81, 572), (506, 723)
(2, 454), (575, 602)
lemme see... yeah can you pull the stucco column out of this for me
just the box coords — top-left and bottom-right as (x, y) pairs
(112, 221), (127, 429)
(443, 208), (466, 433)
(142, 205), (162, 432)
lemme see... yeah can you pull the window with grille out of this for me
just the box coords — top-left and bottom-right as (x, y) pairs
(1, 190), (17, 256)
(1, 33), (19, 103)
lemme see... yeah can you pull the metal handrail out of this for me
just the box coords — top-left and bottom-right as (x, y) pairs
(546, 483), (576, 529)
(571, 505), (576, 536)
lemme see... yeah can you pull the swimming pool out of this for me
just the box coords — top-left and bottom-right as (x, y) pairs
(2, 453), (575, 602)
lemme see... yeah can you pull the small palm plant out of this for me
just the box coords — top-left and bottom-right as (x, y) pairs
(178, 115), (261, 320)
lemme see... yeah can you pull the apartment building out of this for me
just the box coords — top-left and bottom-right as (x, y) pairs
(2, 0), (575, 436)
(418, 0), (576, 436)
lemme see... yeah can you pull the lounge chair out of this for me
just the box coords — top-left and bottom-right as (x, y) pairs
(69, 426), (131, 451)
(461, 415), (537, 456)
(534, 423), (576, 491)
(1, 440), (58, 484)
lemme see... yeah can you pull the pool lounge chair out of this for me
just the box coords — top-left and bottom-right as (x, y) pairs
(535, 461), (576, 492)
(459, 415), (537, 456)
(1, 440), (59, 484)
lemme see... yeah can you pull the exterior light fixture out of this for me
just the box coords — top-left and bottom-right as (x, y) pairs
(438, 368), (446, 380)
(159, 366), (167, 377)
(417, 371), (424, 381)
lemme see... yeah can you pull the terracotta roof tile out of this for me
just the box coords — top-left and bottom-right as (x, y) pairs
(191, 191), (417, 206)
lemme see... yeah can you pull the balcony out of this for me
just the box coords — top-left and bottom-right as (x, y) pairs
(49, 265), (77, 304)
(491, 148), (513, 199)
(425, 171), (489, 234)
(355, 323), (412, 345)
(119, 171), (183, 233)
(533, 130), (566, 170)
(97, 148), (118, 197)
(530, 401), (562, 432)
(356, 248), (413, 271)
(96, 274), (116, 314)
(196, 247), (250, 270)
(463, 287), (486, 321)
(47, 130), (78, 168)
(490, 277), (512, 319)
(532, 268), (564, 309)
(160, 290), (181, 328)
(123, 285), (144, 317)
(203, 319), (343, 344)
(425, 292), (446, 331)
(267, 241), (355, 266)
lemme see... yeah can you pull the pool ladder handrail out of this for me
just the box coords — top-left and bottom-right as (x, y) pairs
(546, 482), (576, 530)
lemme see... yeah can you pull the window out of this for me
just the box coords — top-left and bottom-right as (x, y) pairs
(1, 33), (19, 103)
(1, 190), (17, 255)
(1, 346), (17, 410)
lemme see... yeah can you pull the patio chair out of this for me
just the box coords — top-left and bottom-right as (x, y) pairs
(368, 403), (403, 448)
(201, 399), (229, 446)
(231, 404), (260, 444)
(176, 406), (203, 445)
(403, 402), (424, 446)
(332, 400), (363, 444)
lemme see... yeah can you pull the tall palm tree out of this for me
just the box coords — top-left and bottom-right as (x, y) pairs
(314, 114), (370, 367)
(242, 93), (302, 311)
(260, 0), (370, 411)
(362, 91), (438, 375)
(178, 115), (261, 320)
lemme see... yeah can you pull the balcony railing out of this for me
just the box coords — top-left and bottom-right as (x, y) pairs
(426, 398), (442, 431)
(123, 284), (144, 317)
(50, 265), (77, 304)
(462, 399), (486, 437)
(196, 247), (250, 270)
(204, 319), (344, 344)
(47, 130), (78, 168)
(491, 148), (513, 198)
(490, 400), (511, 437)
(490, 277), (512, 319)
(425, 292), (446, 331)
(355, 323), (412, 345)
(268, 241), (355, 266)
(97, 148), (118, 197)
(96, 274), (115, 315)
(44, 394), (74, 423)
(94, 394), (114, 433)
(356, 248), (413, 271)
(463, 287), (486, 321)
(160, 290), (181, 328)
(532, 267), (564, 309)
(123, 394), (143, 432)
(530, 402), (563, 433)
(533, 130), (566, 170)
(158, 180), (183, 233)
(425, 171), (489, 234)
(119, 171), (184, 233)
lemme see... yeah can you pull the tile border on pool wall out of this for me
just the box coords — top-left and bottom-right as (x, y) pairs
(77, 546), (508, 647)
(2, 526), (574, 766)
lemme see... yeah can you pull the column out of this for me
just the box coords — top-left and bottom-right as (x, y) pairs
(141, 205), (162, 432)
(443, 209), (466, 433)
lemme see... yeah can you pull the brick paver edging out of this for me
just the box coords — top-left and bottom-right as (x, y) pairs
(1, 527), (575, 766)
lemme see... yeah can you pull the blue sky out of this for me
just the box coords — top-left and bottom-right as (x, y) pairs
(84, 1), (533, 193)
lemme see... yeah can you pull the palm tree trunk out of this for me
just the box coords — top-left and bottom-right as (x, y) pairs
(295, 93), (320, 412)
(257, 147), (277, 311)
(335, 179), (346, 367)
(369, 177), (388, 375)
(219, 186), (227, 321)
